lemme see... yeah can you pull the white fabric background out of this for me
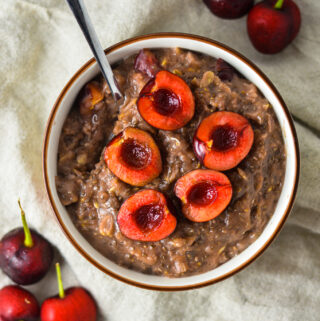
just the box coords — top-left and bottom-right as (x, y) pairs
(0, 0), (319, 320)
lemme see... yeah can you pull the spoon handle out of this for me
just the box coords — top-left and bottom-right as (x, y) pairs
(65, 0), (123, 100)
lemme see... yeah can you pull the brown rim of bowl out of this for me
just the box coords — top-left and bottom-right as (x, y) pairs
(43, 32), (300, 291)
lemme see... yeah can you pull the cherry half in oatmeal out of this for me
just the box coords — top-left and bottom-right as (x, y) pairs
(174, 169), (232, 222)
(78, 81), (104, 116)
(215, 58), (236, 82)
(137, 70), (195, 130)
(134, 49), (160, 78)
(193, 111), (254, 171)
(104, 127), (162, 186)
(117, 190), (177, 241)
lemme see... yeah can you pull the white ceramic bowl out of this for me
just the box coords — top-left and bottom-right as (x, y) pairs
(43, 33), (299, 291)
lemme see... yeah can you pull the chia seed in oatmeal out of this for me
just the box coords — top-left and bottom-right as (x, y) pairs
(56, 48), (286, 277)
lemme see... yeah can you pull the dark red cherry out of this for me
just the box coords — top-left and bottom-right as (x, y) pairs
(247, 0), (301, 54)
(204, 0), (254, 19)
(0, 201), (53, 285)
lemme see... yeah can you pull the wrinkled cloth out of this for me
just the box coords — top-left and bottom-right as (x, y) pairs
(0, 0), (319, 320)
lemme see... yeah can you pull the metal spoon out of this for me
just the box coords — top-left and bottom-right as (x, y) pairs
(65, 0), (123, 100)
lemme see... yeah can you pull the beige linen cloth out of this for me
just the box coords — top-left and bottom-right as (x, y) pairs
(0, 0), (319, 320)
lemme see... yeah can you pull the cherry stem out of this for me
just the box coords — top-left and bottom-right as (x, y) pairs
(18, 199), (33, 248)
(274, 0), (284, 9)
(56, 263), (65, 299)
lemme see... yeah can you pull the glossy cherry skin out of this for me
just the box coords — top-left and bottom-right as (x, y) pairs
(247, 0), (301, 54)
(40, 287), (97, 321)
(0, 228), (54, 285)
(204, 0), (254, 19)
(0, 285), (40, 321)
(134, 49), (160, 78)
(215, 58), (236, 82)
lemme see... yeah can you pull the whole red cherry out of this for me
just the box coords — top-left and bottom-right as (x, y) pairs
(41, 263), (97, 321)
(247, 0), (301, 54)
(0, 200), (54, 285)
(203, 0), (254, 19)
(0, 285), (40, 321)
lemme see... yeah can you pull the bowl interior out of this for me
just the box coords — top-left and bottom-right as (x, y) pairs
(44, 35), (298, 289)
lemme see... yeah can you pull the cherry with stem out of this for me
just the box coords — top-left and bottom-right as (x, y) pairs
(274, 0), (284, 9)
(18, 199), (33, 248)
(0, 200), (54, 285)
(41, 262), (97, 321)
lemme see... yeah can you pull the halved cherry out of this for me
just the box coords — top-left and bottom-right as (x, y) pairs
(193, 111), (254, 171)
(79, 81), (104, 116)
(174, 169), (232, 222)
(215, 58), (236, 82)
(117, 189), (177, 241)
(104, 127), (162, 186)
(134, 49), (160, 78)
(137, 70), (195, 130)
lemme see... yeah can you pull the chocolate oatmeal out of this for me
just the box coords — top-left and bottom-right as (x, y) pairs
(56, 48), (286, 277)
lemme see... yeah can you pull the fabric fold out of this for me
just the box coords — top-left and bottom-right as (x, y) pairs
(0, 1), (319, 320)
